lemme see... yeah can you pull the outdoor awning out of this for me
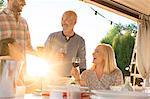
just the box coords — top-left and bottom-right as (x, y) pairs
(82, 0), (150, 21)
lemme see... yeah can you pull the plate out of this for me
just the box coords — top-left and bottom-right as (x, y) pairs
(91, 90), (150, 99)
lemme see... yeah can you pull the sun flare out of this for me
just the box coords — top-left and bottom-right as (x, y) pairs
(26, 54), (49, 77)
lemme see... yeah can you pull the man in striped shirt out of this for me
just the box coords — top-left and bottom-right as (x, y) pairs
(0, 0), (32, 96)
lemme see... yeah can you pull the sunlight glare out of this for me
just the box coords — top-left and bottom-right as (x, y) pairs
(26, 54), (49, 77)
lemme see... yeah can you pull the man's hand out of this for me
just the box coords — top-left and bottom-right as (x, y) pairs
(56, 52), (65, 61)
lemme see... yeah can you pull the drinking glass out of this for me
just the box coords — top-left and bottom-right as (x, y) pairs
(72, 57), (80, 68)
(57, 48), (67, 61)
(70, 57), (81, 84)
(59, 48), (67, 55)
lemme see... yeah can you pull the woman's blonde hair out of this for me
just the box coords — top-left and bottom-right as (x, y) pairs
(91, 44), (118, 74)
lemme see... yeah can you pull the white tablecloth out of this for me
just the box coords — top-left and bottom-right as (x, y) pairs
(91, 90), (150, 99)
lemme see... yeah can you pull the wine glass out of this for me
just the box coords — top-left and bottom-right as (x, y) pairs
(57, 48), (67, 61)
(72, 57), (80, 68)
(59, 48), (67, 54)
(71, 57), (81, 84)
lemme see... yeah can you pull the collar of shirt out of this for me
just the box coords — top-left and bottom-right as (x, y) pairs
(3, 8), (22, 23)
(3, 8), (14, 15)
(62, 31), (75, 41)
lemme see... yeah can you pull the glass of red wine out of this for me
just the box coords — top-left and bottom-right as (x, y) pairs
(72, 57), (80, 68)
(71, 57), (80, 84)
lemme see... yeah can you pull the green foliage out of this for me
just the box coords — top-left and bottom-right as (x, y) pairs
(101, 23), (123, 45)
(0, 0), (4, 8)
(112, 32), (135, 74)
(100, 23), (137, 76)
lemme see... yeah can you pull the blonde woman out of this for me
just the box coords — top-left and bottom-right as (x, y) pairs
(71, 44), (123, 90)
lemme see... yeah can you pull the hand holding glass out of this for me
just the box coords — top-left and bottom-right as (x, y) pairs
(59, 48), (67, 55)
(71, 57), (81, 85)
(57, 48), (66, 60)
